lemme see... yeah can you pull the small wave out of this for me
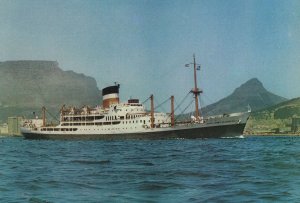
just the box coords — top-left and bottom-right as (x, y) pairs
(71, 160), (111, 165)
(0, 187), (9, 192)
(140, 162), (154, 166)
(29, 197), (52, 203)
(138, 181), (182, 191)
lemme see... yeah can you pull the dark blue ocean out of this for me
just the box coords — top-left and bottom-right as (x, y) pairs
(1, 136), (300, 203)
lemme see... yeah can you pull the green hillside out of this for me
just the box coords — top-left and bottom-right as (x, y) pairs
(245, 98), (300, 134)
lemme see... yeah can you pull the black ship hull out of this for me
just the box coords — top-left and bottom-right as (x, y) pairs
(22, 123), (246, 140)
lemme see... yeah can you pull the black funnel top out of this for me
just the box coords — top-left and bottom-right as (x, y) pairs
(102, 84), (120, 96)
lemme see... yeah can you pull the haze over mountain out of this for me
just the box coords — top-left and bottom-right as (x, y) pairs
(201, 78), (287, 116)
(0, 60), (101, 122)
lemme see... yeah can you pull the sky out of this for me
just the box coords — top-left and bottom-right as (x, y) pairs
(0, 0), (299, 109)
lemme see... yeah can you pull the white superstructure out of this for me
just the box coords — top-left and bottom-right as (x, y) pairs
(21, 94), (172, 136)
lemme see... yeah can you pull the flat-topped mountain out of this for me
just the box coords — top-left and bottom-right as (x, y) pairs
(0, 60), (101, 122)
(202, 78), (287, 116)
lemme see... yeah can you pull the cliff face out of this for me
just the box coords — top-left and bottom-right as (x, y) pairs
(0, 60), (101, 122)
(202, 78), (287, 116)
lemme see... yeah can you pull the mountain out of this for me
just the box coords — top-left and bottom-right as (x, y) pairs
(0, 60), (101, 122)
(245, 97), (300, 134)
(201, 78), (287, 116)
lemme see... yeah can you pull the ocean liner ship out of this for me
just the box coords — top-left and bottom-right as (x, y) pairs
(21, 55), (250, 140)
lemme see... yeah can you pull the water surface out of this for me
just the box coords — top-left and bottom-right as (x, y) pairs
(1, 136), (300, 202)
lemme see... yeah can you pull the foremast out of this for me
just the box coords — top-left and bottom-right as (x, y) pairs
(42, 106), (46, 127)
(150, 94), (154, 128)
(171, 95), (175, 127)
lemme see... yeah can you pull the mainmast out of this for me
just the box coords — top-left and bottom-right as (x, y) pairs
(186, 54), (202, 121)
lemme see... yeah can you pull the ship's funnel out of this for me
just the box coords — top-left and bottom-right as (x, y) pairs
(102, 84), (120, 108)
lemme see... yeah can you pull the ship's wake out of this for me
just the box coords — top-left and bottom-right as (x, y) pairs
(221, 135), (245, 139)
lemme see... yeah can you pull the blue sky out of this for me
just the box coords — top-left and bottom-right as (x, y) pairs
(0, 0), (299, 107)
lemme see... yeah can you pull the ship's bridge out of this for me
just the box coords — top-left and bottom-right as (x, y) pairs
(107, 100), (146, 116)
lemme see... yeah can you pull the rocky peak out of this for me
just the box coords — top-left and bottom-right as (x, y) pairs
(233, 78), (266, 96)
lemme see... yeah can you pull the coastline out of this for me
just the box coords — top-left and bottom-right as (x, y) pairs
(244, 133), (300, 136)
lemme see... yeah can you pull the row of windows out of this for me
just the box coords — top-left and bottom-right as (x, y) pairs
(61, 121), (121, 126)
(79, 127), (138, 131)
(122, 120), (147, 124)
(114, 107), (143, 112)
(106, 116), (118, 121)
(126, 114), (143, 119)
(40, 127), (138, 132)
(106, 114), (144, 121)
(63, 116), (104, 122)
(41, 128), (78, 132)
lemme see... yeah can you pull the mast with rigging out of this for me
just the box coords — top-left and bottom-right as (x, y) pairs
(186, 54), (202, 121)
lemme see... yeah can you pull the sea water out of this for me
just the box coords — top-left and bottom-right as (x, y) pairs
(1, 136), (300, 202)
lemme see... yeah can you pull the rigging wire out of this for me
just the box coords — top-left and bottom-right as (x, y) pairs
(154, 97), (170, 112)
(174, 92), (191, 113)
(199, 93), (217, 115)
(45, 108), (60, 122)
(175, 99), (194, 121)
(142, 96), (151, 105)
(174, 100), (183, 114)
(54, 109), (62, 120)
(142, 95), (170, 113)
